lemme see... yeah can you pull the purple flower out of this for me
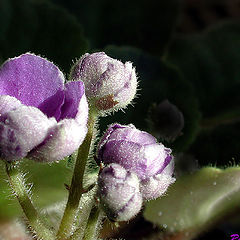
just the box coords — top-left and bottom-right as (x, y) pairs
(0, 53), (88, 162)
(98, 163), (142, 221)
(70, 52), (137, 112)
(97, 124), (175, 200)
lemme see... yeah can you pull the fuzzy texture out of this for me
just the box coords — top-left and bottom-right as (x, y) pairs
(140, 160), (176, 200)
(0, 53), (88, 162)
(98, 163), (142, 221)
(70, 52), (137, 112)
(97, 123), (175, 200)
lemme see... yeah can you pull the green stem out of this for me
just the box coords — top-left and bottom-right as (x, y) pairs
(57, 109), (98, 239)
(5, 162), (54, 240)
(66, 201), (100, 240)
(73, 207), (102, 240)
(68, 187), (97, 240)
(82, 207), (101, 240)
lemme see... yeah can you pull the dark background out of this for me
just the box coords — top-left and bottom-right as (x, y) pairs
(0, 0), (240, 239)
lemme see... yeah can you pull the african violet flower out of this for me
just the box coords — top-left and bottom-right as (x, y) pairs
(97, 123), (175, 200)
(98, 163), (142, 221)
(0, 53), (88, 162)
(70, 52), (137, 112)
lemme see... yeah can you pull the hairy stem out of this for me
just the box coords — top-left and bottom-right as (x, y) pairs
(57, 109), (97, 239)
(82, 207), (102, 240)
(5, 162), (54, 240)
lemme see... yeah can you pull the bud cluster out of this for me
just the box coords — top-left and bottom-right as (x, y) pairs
(97, 123), (175, 221)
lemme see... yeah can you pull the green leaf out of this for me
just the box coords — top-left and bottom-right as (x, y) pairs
(0, 0), (12, 42)
(167, 21), (240, 118)
(144, 167), (240, 238)
(0, 159), (71, 220)
(101, 45), (201, 151)
(190, 121), (240, 167)
(0, 0), (88, 72)
(52, 0), (180, 55)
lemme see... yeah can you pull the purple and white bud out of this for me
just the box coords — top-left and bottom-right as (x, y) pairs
(97, 124), (175, 200)
(140, 160), (175, 200)
(70, 52), (137, 112)
(98, 163), (142, 221)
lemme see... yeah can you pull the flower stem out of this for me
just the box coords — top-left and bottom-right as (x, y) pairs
(5, 162), (54, 240)
(67, 207), (102, 240)
(57, 109), (98, 239)
(82, 207), (102, 240)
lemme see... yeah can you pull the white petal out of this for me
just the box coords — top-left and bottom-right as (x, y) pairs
(30, 119), (87, 162)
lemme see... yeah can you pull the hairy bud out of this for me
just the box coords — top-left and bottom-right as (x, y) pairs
(98, 163), (142, 221)
(70, 52), (137, 113)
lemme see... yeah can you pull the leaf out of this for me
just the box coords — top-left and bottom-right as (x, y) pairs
(167, 20), (240, 117)
(190, 121), (240, 167)
(0, 159), (71, 219)
(0, 0), (88, 72)
(144, 167), (240, 239)
(100, 45), (201, 151)
(52, 0), (180, 55)
(0, 0), (12, 42)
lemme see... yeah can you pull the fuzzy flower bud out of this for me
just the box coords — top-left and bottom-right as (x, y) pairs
(98, 163), (142, 221)
(97, 124), (175, 200)
(70, 52), (137, 112)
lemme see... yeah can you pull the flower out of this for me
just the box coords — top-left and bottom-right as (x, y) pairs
(96, 123), (175, 200)
(0, 53), (88, 162)
(98, 163), (142, 221)
(70, 52), (137, 112)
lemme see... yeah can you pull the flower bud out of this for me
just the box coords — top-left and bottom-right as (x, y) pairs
(98, 163), (142, 221)
(140, 160), (175, 200)
(70, 52), (137, 113)
(148, 99), (184, 142)
(97, 123), (175, 200)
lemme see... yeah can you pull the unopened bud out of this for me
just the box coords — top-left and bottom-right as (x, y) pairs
(97, 123), (175, 200)
(70, 52), (137, 113)
(98, 163), (142, 221)
(148, 99), (184, 142)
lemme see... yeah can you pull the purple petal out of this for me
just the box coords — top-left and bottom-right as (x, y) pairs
(156, 148), (173, 174)
(60, 81), (88, 126)
(29, 118), (87, 162)
(0, 53), (65, 118)
(0, 105), (57, 161)
(108, 125), (156, 145)
(143, 143), (168, 177)
(38, 90), (65, 121)
(161, 158), (175, 176)
(72, 52), (109, 83)
(100, 140), (154, 179)
(97, 123), (125, 151)
(98, 124), (156, 158)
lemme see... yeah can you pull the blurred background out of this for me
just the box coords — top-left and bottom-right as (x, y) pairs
(0, 0), (240, 239)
